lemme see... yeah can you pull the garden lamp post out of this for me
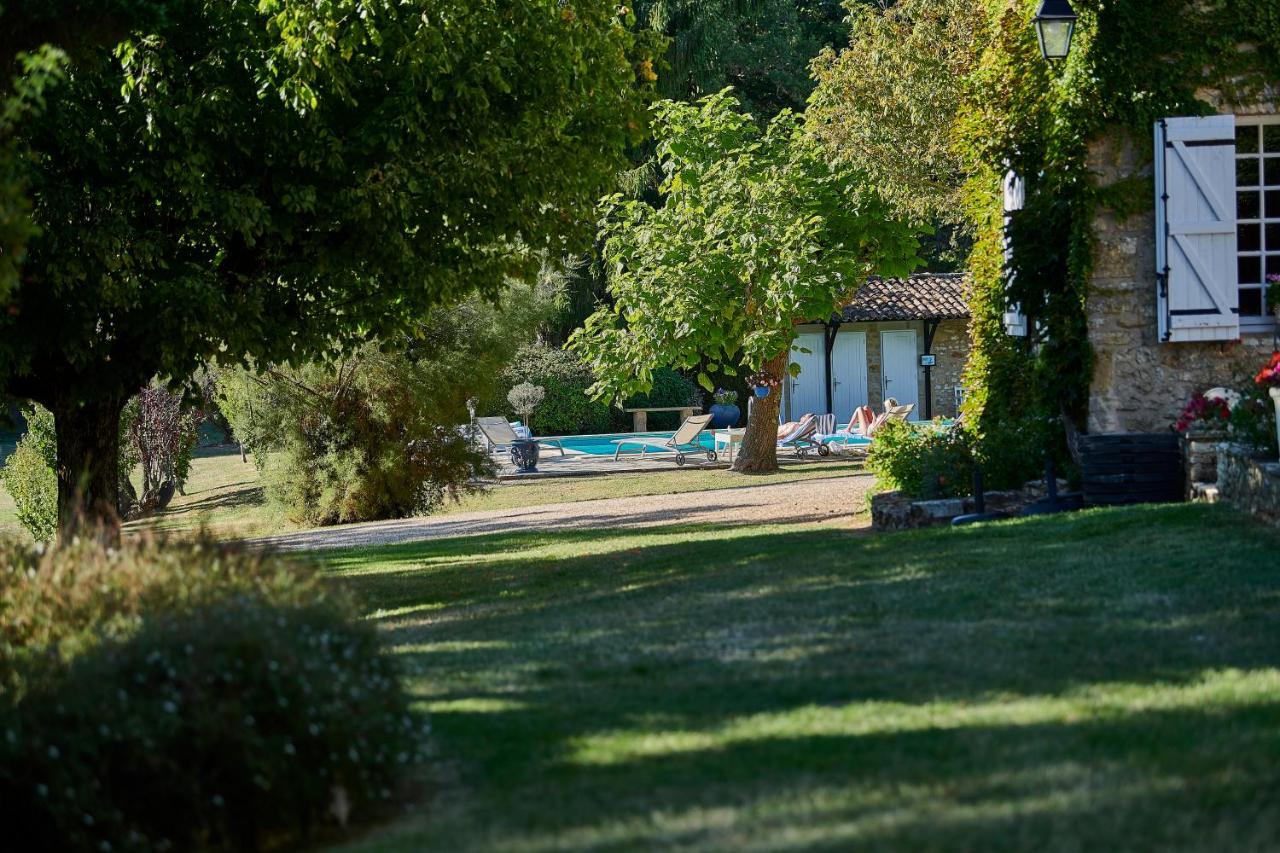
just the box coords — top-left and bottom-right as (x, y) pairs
(1033, 0), (1078, 63)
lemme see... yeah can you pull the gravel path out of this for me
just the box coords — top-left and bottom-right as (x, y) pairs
(255, 474), (874, 551)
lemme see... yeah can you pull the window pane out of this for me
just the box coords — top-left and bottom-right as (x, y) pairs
(1265, 158), (1280, 187)
(1267, 254), (1280, 278)
(1238, 125), (1261, 154)
(1239, 255), (1262, 284)
(1239, 157), (1261, 186)
(1240, 223), (1262, 251)
(1267, 223), (1280, 250)
(1240, 287), (1263, 316)
(1265, 124), (1280, 153)
(1240, 190), (1261, 219)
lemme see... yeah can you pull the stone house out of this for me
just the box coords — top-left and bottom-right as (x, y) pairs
(1045, 112), (1278, 433)
(783, 273), (971, 422)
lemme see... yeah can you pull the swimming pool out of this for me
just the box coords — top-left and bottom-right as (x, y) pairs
(548, 429), (870, 456)
(555, 432), (719, 456)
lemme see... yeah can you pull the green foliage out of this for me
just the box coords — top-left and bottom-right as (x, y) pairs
(501, 343), (615, 436)
(811, 0), (1280, 444)
(0, 431), (58, 542)
(638, 0), (847, 118)
(868, 417), (1045, 499)
(808, 0), (980, 225)
(0, 538), (420, 851)
(867, 420), (974, 499)
(1229, 382), (1280, 459)
(237, 348), (495, 527)
(2, 0), (655, 530)
(619, 367), (699, 430)
(571, 91), (920, 403)
(224, 282), (554, 523)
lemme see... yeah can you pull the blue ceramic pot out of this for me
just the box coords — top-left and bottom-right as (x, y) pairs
(510, 439), (539, 473)
(708, 403), (741, 429)
(753, 386), (771, 399)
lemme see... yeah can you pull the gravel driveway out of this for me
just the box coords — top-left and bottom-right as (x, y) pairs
(255, 474), (874, 551)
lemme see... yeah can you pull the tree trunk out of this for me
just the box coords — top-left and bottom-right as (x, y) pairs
(732, 351), (786, 474)
(51, 396), (127, 542)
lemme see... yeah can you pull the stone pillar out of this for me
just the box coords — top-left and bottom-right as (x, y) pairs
(1182, 428), (1228, 501)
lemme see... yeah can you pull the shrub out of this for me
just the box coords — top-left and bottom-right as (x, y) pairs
(0, 539), (423, 851)
(256, 354), (494, 526)
(867, 420), (974, 499)
(1229, 381), (1279, 459)
(1, 433), (58, 543)
(502, 342), (613, 435)
(867, 417), (1044, 499)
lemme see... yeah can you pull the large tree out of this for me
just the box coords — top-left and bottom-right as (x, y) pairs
(570, 92), (918, 473)
(637, 0), (847, 118)
(2, 0), (653, 535)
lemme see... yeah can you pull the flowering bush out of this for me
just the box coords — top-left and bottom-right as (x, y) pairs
(1254, 351), (1280, 388)
(1174, 392), (1232, 433)
(0, 539), (425, 850)
(127, 380), (205, 511)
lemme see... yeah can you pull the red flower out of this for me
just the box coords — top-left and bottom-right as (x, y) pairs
(1175, 392), (1230, 432)
(1255, 351), (1280, 387)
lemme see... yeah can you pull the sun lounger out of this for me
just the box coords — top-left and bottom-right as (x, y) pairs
(778, 413), (831, 458)
(612, 413), (716, 466)
(474, 417), (565, 456)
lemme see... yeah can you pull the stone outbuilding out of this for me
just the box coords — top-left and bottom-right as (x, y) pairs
(784, 273), (971, 422)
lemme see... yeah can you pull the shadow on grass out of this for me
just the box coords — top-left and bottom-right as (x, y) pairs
(326, 504), (1280, 851)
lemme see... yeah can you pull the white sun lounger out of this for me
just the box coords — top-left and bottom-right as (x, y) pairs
(612, 413), (717, 466)
(474, 417), (565, 456)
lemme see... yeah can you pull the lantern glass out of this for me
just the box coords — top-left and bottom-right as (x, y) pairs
(1035, 18), (1075, 61)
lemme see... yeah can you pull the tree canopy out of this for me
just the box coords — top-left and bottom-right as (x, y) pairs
(638, 0), (848, 118)
(571, 91), (919, 471)
(3, 0), (654, 533)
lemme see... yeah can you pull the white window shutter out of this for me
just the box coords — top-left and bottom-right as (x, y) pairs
(1155, 116), (1239, 342)
(1002, 170), (1028, 337)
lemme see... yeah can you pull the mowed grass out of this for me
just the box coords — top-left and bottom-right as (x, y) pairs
(325, 504), (1280, 852)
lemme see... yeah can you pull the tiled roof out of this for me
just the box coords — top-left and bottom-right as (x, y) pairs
(839, 273), (970, 323)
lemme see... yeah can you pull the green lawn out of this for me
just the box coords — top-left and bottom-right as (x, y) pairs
(325, 504), (1280, 852)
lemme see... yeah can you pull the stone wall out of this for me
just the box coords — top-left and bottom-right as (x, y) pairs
(1217, 445), (1280, 525)
(1087, 133), (1276, 434)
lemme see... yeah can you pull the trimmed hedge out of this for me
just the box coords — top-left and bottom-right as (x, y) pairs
(0, 539), (424, 851)
(501, 343), (612, 435)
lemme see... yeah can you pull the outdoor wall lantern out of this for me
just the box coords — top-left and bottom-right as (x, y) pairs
(1033, 0), (1078, 63)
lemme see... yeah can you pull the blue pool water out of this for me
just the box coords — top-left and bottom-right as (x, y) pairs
(549, 430), (870, 456)
(556, 432), (718, 456)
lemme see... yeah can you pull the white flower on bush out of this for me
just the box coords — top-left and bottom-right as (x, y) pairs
(1204, 387), (1241, 410)
(507, 382), (546, 431)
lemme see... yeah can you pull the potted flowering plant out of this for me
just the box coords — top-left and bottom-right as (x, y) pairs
(1255, 351), (1280, 457)
(709, 388), (741, 428)
(1174, 391), (1232, 434)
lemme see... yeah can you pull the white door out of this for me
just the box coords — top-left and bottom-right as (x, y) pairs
(787, 332), (827, 420)
(880, 330), (919, 415)
(830, 331), (868, 419)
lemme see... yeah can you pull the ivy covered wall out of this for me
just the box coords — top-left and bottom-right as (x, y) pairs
(960, 0), (1280, 440)
(813, 0), (1280, 457)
